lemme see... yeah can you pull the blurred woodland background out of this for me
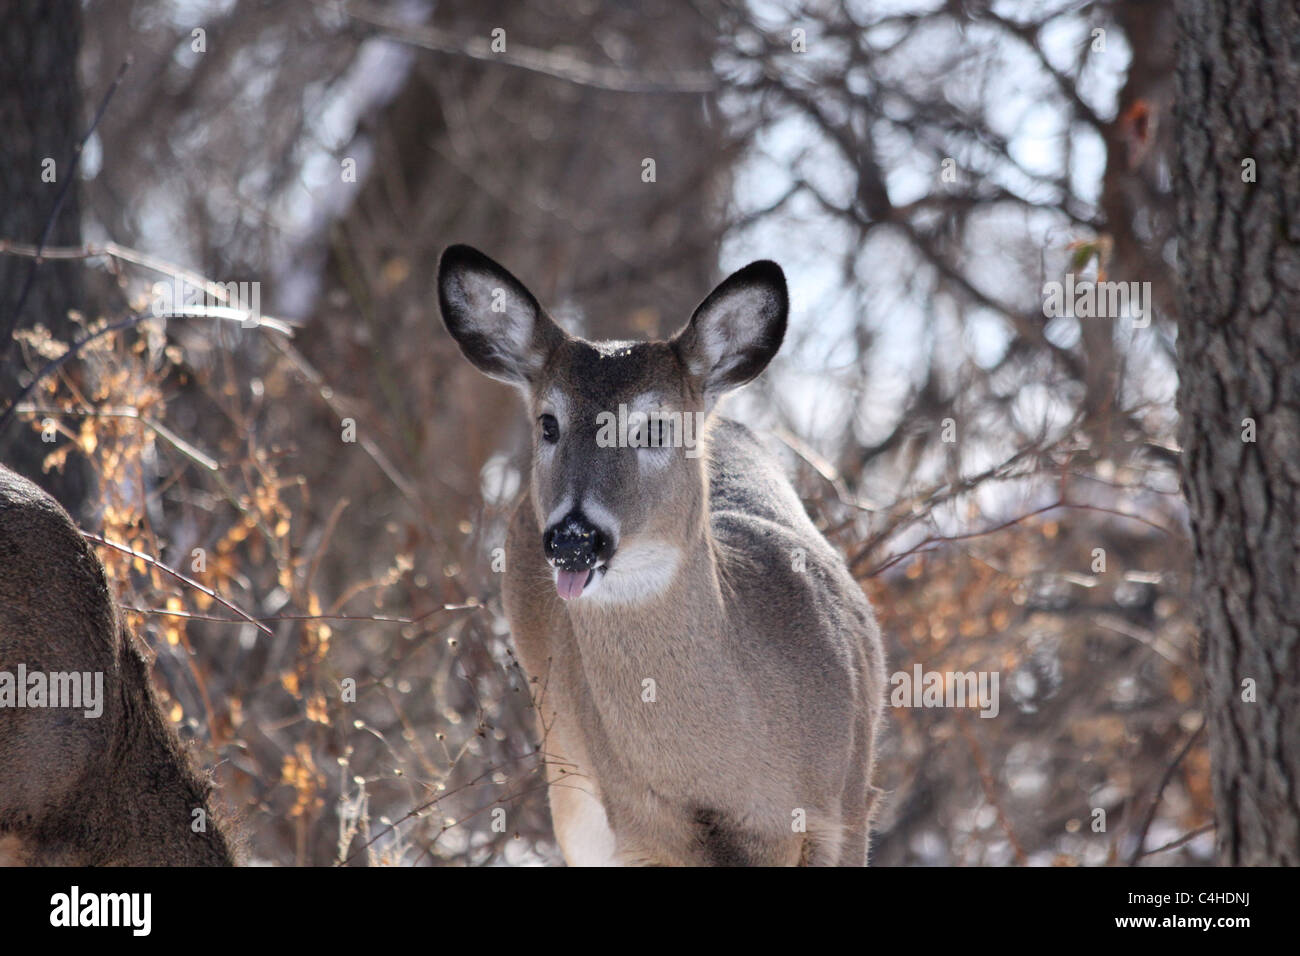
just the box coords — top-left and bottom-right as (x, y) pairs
(1, 0), (1219, 865)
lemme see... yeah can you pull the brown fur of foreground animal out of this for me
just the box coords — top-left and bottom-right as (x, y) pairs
(0, 465), (235, 866)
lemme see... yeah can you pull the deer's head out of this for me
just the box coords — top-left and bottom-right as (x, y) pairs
(438, 245), (787, 605)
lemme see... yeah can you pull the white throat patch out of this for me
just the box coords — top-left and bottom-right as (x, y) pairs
(580, 538), (682, 606)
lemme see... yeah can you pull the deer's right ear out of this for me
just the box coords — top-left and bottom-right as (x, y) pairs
(437, 245), (564, 386)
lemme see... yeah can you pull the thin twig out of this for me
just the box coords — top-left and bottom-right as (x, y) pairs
(332, 0), (717, 94)
(84, 531), (272, 636)
(0, 304), (291, 434)
(0, 239), (295, 334)
(119, 603), (480, 627)
(1135, 822), (1215, 860)
(14, 404), (219, 471)
(858, 499), (1179, 578)
(957, 712), (1029, 865)
(1127, 718), (1206, 866)
(1, 311), (149, 433)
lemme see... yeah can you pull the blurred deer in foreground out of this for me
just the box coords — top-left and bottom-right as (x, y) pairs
(439, 245), (885, 866)
(0, 465), (234, 866)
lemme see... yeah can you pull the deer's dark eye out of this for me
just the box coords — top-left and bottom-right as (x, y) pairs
(539, 414), (559, 444)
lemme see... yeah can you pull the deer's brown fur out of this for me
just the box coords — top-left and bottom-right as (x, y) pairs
(0, 465), (235, 866)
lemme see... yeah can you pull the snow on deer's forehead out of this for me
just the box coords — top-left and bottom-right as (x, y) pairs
(591, 339), (643, 357)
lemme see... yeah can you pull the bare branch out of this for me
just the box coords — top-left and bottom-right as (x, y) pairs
(333, 1), (717, 94)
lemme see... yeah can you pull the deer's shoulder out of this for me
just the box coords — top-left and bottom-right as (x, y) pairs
(705, 419), (877, 646)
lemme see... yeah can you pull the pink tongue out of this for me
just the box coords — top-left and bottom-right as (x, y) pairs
(555, 570), (589, 601)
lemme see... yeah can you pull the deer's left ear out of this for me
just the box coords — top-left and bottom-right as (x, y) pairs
(672, 260), (788, 404)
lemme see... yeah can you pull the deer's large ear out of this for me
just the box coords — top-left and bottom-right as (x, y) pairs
(672, 260), (788, 405)
(438, 245), (565, 386)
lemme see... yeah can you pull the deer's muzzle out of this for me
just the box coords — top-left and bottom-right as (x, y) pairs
(544, 510), (614, 600)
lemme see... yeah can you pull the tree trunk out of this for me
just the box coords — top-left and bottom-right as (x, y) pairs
(0, 0), (89, 518)
(1174, 0), (1300, 865)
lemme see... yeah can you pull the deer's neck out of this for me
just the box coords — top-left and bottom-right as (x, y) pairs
(566, 519), (731, 667)
(561, 514), (764, 770)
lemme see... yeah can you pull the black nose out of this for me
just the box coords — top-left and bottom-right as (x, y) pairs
(543, 511), (613, 571)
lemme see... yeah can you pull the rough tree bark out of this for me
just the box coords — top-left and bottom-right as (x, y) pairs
(0, 0), (89, 517)
(1175, 0), (1300, 865)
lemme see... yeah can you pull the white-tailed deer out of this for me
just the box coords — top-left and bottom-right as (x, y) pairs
(0, 465), (235, 865)
(439, 245), (885, 866)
